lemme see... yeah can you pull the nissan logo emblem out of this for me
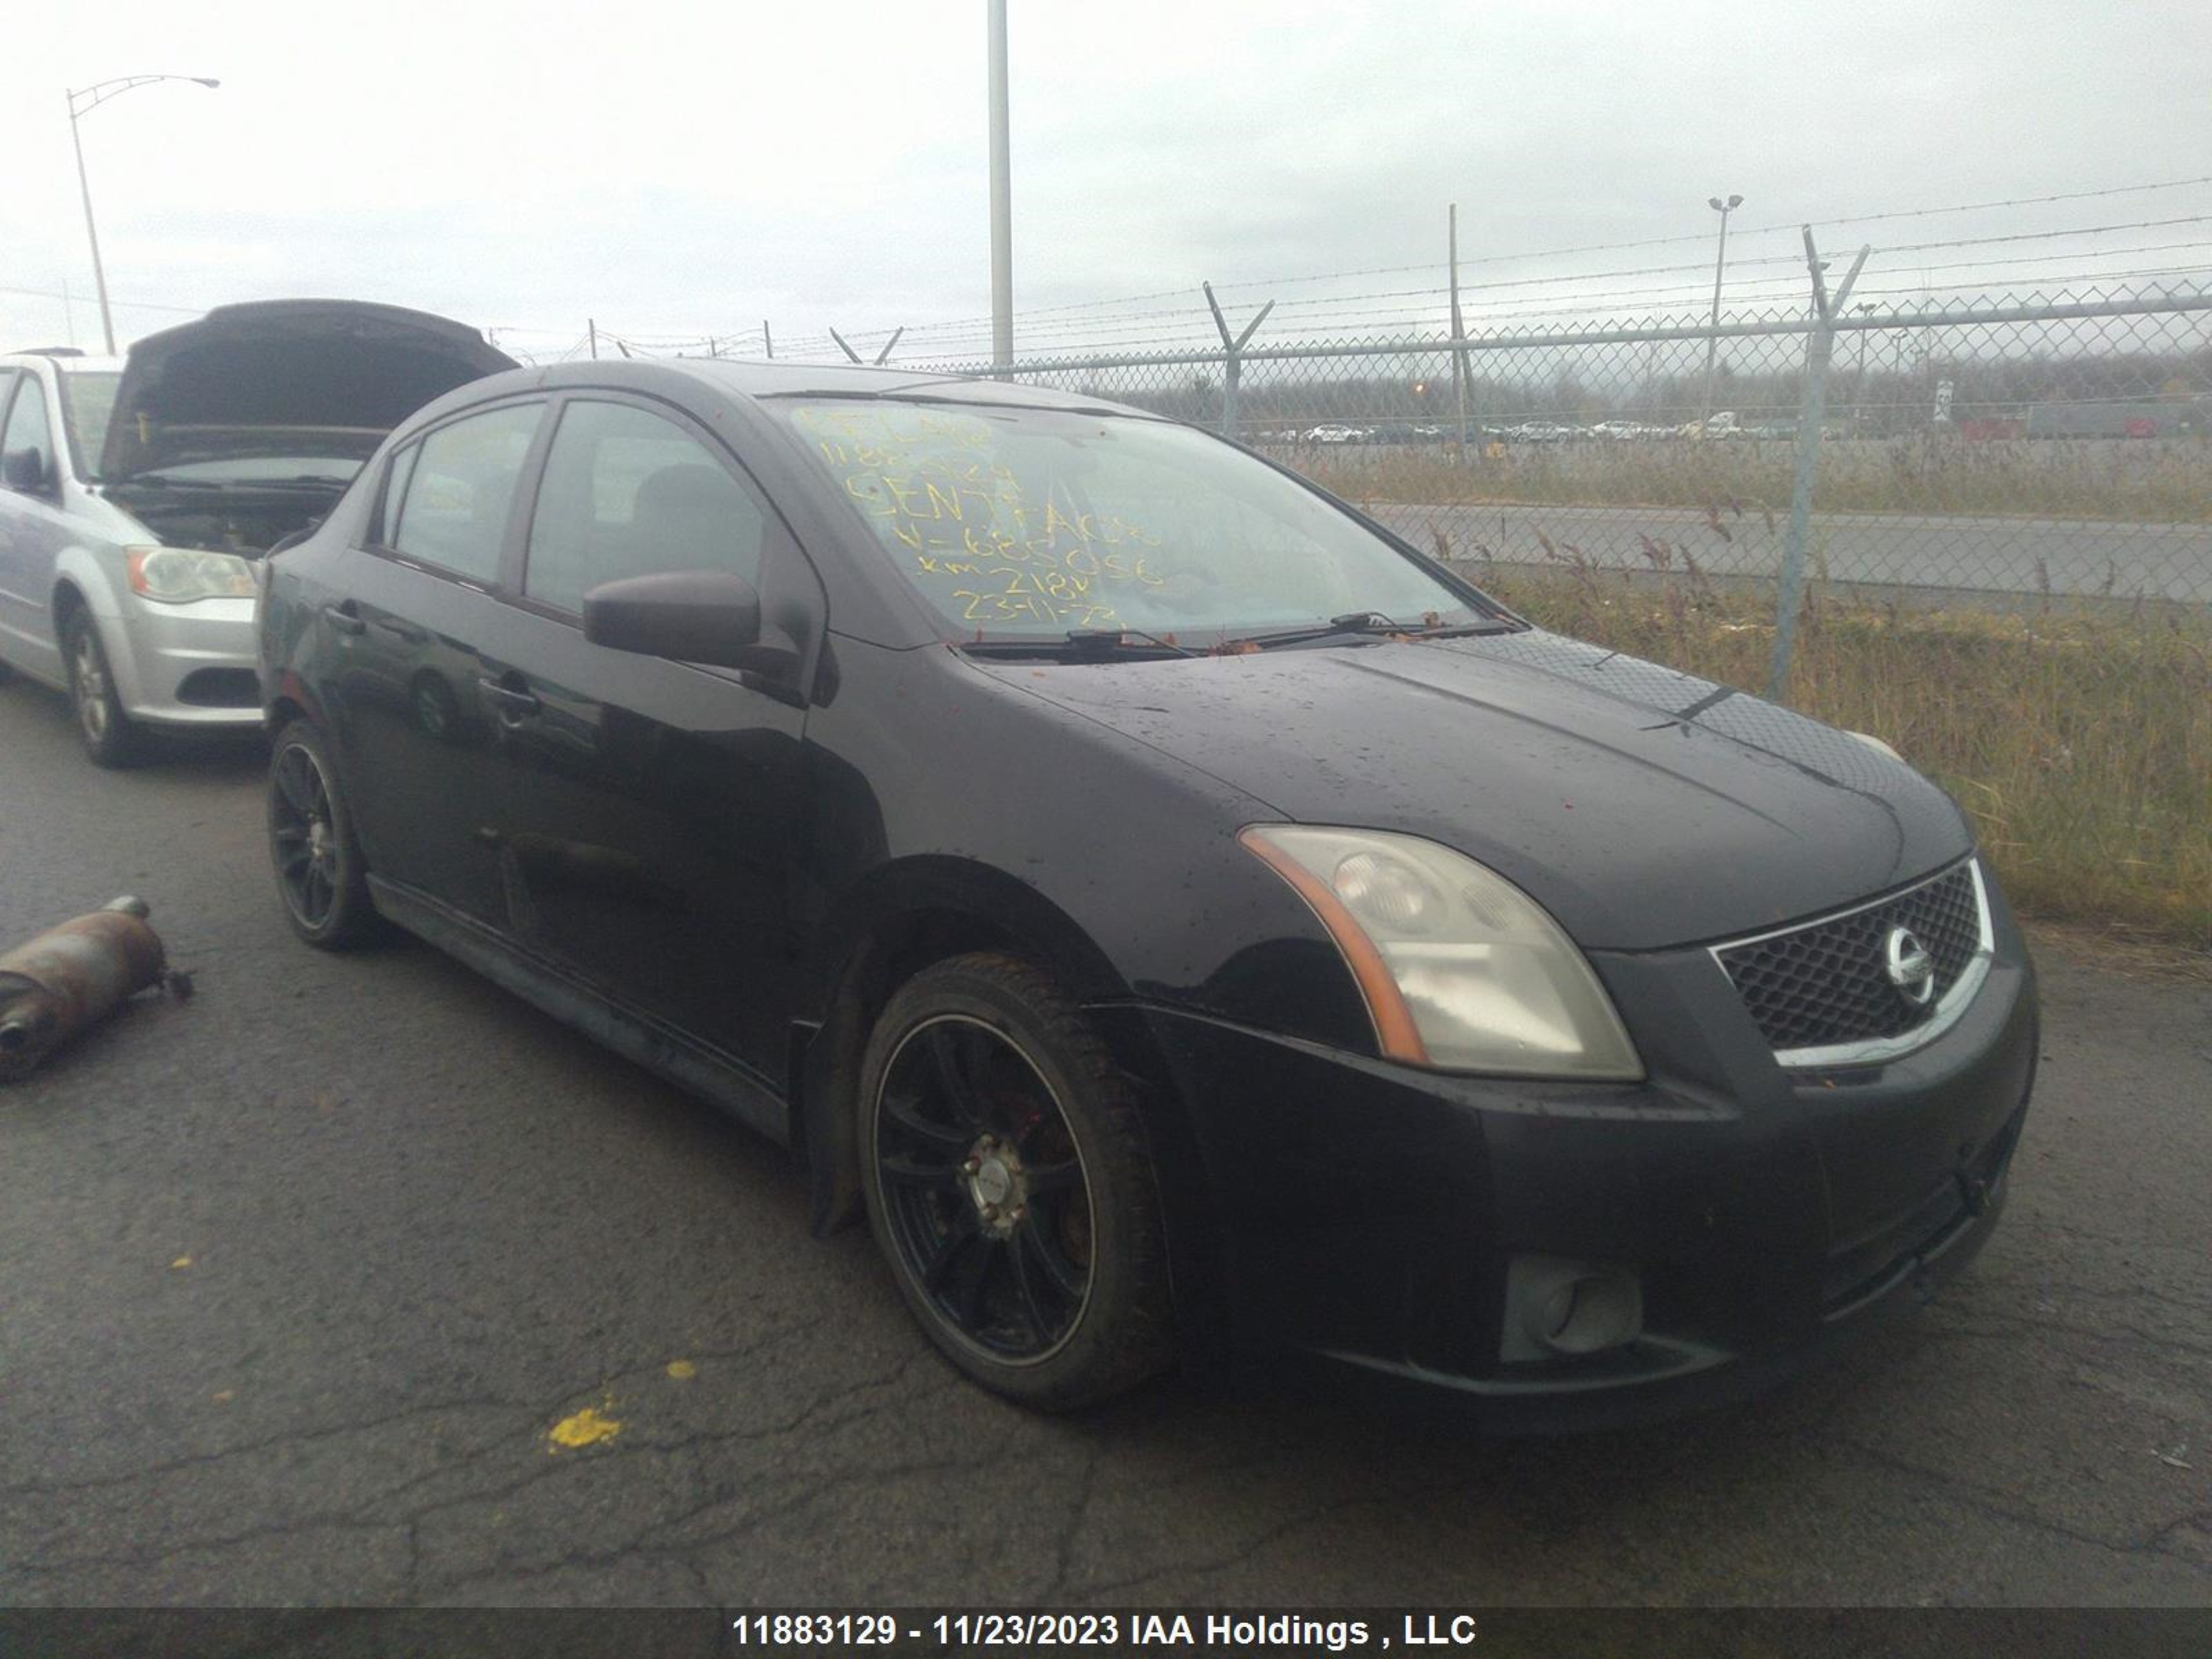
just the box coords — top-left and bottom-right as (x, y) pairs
(1884, 926), (1937, 1006)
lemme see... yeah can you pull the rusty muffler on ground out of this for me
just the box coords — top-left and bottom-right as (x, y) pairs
(0, 897), (174, 1082)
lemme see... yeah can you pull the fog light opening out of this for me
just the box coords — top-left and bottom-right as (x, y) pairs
(1503, 1256), (1644, 1362)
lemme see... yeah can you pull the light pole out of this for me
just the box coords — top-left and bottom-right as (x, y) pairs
(1698, 191), (1742, 422)
(986, 0), (1012, 371)
(66, 74), (220, 355)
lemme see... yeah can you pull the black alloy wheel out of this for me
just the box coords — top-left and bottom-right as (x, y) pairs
(859, 953), (1174, 1409)
(266, 721), (379, 948)
(874, 1013), (1095, 1362)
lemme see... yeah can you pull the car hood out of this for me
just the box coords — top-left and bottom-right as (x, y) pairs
(102, 299), (517, 480)
(972, 628), (1971, 951)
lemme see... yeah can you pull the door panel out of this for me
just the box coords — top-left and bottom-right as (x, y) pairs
(474, 396), (816, 1077)
(322, 400), (547, 924)
(324, 547), (518, 926)
(467, 601), (803, 1071)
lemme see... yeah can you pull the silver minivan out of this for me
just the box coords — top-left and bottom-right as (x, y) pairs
(0, 303), (511, 765)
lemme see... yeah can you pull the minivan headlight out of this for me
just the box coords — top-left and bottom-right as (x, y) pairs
(126, 545), (257, 604)
(1239, 825), (1642, 1080)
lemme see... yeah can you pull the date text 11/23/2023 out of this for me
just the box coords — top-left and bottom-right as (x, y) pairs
(727, 1611), (1482, 1650)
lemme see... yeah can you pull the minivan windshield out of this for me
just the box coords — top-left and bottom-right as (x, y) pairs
(58, 370), (122, 479)
(770, 398), (1490, 643)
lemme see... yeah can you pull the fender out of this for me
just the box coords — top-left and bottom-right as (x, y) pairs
(50, 545), (142, 706)
(790, 854), (1135, 1238)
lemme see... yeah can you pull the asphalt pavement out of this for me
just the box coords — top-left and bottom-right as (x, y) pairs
(1, 675), (2208, 1608)
(1362, 500), (2211, 603)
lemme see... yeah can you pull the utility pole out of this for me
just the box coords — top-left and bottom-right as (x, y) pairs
(588, 319), (598, 360)
(1700, 192), (1743, 422)
(987, 0), (1013, 371)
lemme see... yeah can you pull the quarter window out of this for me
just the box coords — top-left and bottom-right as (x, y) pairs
(388, 402), (543, 583)
(523, 400), (767, 616)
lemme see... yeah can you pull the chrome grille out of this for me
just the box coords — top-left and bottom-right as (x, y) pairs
(1714, 862), (1988, 1059)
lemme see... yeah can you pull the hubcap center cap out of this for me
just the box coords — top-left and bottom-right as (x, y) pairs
(962, 1136), (1024, 1234)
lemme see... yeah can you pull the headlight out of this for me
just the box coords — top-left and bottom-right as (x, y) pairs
(1848, 729), (1903, 762)
(126, 545), (257, 604)
(1239, 825), (1642, 1080)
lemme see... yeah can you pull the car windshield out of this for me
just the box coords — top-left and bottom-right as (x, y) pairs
(57, 370), (122, 479)
(768, 397), (1490, 642)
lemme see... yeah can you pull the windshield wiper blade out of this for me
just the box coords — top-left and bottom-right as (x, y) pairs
(958, 630), (1193, 662)
(1212, 613), (1517, 653)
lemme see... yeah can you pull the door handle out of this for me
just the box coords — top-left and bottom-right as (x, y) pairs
(476, 676), (542, 723)
(321, 602), (366, 636)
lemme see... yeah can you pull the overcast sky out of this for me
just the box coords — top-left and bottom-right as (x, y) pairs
(5, 1), (2209, 359)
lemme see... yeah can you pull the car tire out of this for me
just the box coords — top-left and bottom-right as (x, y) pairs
(266, 719), (383, 949)
(61, 610), (144, 768)
(858, 952), (1174, 1410)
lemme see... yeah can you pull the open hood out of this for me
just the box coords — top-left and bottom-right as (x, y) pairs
(101, 300), (518, 480)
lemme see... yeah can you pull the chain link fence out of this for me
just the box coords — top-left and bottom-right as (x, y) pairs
(909, 280), (2210, 630)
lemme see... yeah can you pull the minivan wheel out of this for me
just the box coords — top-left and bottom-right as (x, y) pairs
(62, 611), (143, 767)
(858, 953), (1174, 1410)
(267, 720), (382, 948)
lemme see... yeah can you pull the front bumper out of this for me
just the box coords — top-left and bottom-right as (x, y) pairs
(1110, 897), (2038, 1433)
(109, 594), (261, 727)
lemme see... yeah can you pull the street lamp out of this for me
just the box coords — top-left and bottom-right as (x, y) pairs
(1699, 191), (1743, 421)
(66, 74), (221, 355)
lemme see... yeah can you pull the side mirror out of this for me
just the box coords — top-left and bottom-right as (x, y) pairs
(583, 569), (795, 677)
(2, 447), (53, 494)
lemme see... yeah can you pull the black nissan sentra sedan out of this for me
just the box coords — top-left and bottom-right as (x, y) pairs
(256, 359), (2037, 1425)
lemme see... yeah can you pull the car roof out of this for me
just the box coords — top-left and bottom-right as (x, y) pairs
(0, 353), (126, 374)
(521, 356), (1160, 419)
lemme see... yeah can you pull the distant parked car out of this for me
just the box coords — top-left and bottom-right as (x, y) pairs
(0, 302), (512, 765)
(1304, 423), (1369, 444)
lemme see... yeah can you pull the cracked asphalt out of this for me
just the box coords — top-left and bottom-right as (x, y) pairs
(2, 677), (2208, 1609)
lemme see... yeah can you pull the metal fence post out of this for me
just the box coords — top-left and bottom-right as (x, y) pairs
(1449, 204), (1470, 464)
(1203, 281), (1274, 441)
(1768, 230), (1870, 702)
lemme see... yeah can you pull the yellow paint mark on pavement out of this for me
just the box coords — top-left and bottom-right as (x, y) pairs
(170, 1257), (192, 1270)
(547, 1398), (621, 1452)
(212, 1389), (234, 1403)
(666, 1360), (697, 1380)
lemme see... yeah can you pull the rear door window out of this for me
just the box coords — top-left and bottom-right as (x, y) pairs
(522, 400), (767, 615)
(388, 402), (544, 583)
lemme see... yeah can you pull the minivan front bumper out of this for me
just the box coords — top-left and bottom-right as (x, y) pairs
(1114, 899), (2038, 1432)
(110, 593), (261, 727)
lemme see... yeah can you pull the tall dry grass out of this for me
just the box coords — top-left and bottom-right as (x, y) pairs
(1467, 561), (2212, 950)
(1297, 436), (2212, 523)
